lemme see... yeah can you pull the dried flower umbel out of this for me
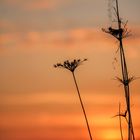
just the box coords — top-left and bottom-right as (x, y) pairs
(54, 59), (93, 140)
(54, 59), (87, 72)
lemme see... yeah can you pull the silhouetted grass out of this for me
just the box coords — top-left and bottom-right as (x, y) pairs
(54, 59), (93, 140)
(103, 0), (135, 140)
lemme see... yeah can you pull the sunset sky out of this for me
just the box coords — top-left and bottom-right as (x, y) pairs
(0, 0), (140, 140)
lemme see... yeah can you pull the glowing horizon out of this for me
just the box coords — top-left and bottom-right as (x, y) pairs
(0, 0), (140, 140)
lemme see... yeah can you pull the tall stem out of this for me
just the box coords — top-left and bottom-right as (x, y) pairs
(72, 72), (93, 140)
(115, 0), (135, 140)
(119, 103), (124, 140)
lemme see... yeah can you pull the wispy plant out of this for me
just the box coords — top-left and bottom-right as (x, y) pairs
(113, 103), (127, 140)
(54, 59), (93, 140)
(118, 103), (124, 140)
(103, 0), (135, 140)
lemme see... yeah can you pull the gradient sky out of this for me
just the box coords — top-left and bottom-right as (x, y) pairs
(0, 0), (140, 140)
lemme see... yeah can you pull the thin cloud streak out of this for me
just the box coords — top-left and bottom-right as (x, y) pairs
(2, 0), (71, 11)
(0, 27), (140, 49)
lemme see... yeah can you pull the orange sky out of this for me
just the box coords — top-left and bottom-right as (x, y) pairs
(0, 0), (140, 140)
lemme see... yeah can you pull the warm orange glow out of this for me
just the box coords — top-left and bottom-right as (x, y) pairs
(0, 0), (140, 140)
(102, 129), (120, 140)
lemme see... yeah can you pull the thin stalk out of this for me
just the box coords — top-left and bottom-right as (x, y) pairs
(115, 0), (135, 140)
(119, 103), (124, 140)
(125, 117), (135, 140)
(72, 72), (93, 140)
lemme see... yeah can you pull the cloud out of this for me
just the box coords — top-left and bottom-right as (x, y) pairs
(2, 0), (70, 11)
(24, 0), (63, 11)
(0, 20), (10, 29)
(0, 20), (14, 32)
(0, 33), (19, 47)
(0, 28), (107, 51)
(0, 27), (140, 50)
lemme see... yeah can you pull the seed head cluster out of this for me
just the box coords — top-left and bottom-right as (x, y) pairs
(54, 59), (87, 72)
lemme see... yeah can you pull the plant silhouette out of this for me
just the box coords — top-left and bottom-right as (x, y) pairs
(54, 59), (93, 140)
(103, 0), (135, 140)
(113, 103), (127, 140)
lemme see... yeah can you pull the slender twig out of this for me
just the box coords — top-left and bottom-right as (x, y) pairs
(115, 1), (134, 139)
(72, 71), (93, 140)
(112, 103), (127, 140)
(54, 59), (93, 140)
(119, 103), (124, 140)
(103, 0), (135, 140)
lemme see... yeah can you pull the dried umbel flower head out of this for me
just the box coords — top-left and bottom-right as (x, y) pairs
(102, 21), (131, 40)
(54, 59), (87, 72)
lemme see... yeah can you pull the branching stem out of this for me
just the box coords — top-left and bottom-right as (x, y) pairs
(115, 0), (135, 140)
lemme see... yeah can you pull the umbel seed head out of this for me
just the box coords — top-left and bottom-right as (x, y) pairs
(54, 59), (87, 72)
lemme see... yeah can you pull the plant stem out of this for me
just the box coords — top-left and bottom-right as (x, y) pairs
(72, 72), (93, 140)
(119, 103), (124, 140)
(115, 0), (135, 140)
